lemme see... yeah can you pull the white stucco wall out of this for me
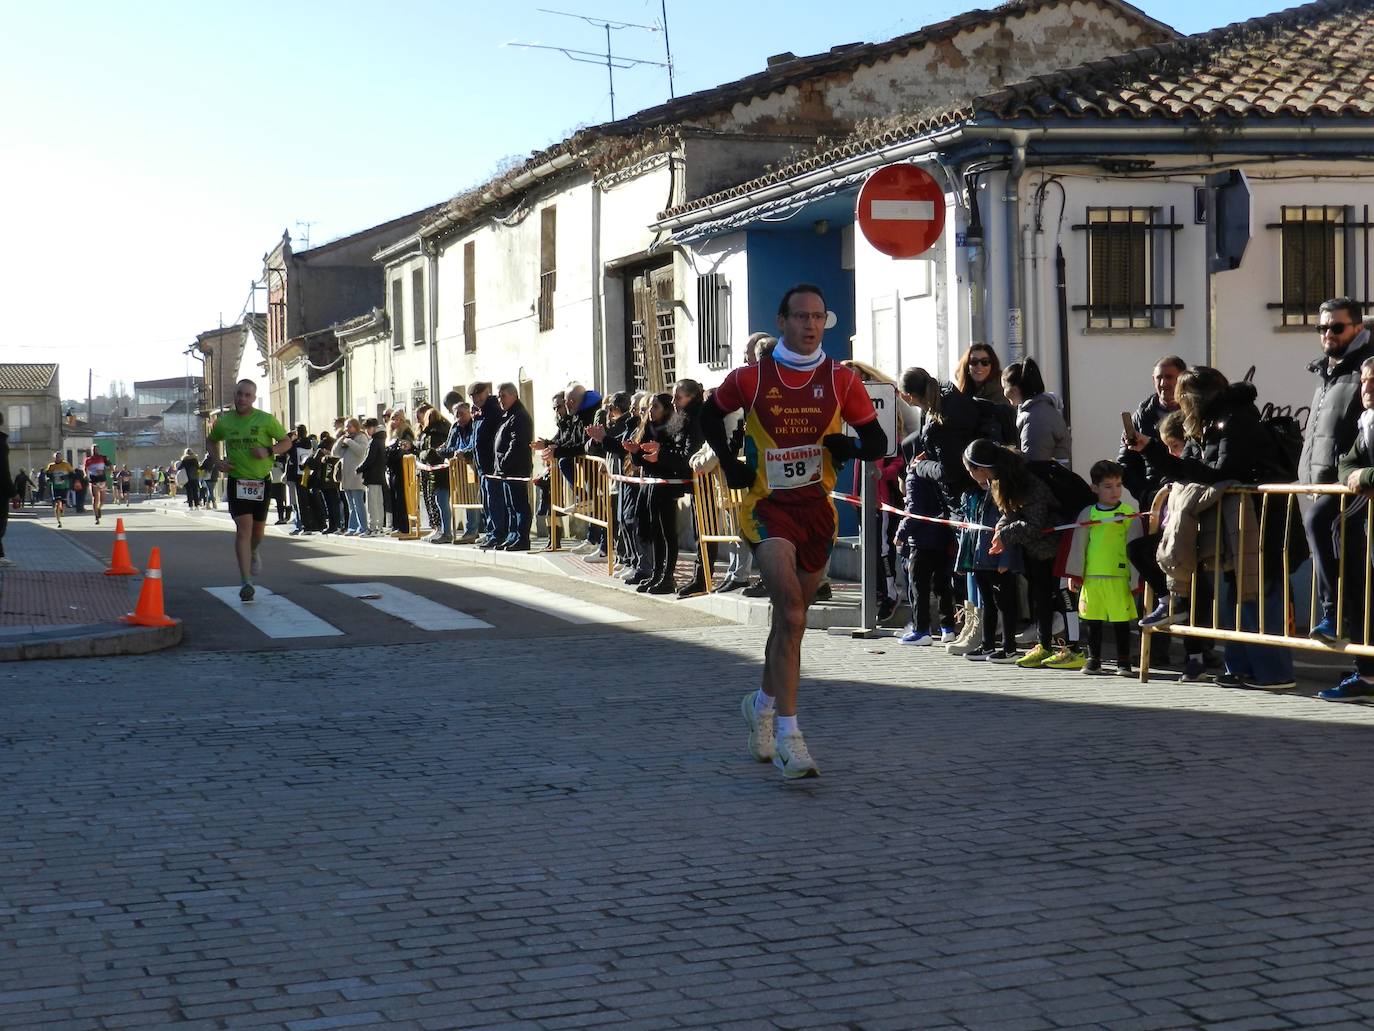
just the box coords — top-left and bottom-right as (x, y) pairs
(841, 157), (1374, 477)
(384, 254), (431, 413)
(679, 231), (751, 388)
(1016, 160), (1373, 475)
(430, 175), (598, 440)
(1213, 169), (1374, 420)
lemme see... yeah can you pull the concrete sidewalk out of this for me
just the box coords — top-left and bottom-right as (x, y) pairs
(0, 516), (183, 660)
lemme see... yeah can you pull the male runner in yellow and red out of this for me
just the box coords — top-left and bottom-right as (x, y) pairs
(703, 284), (887, 778)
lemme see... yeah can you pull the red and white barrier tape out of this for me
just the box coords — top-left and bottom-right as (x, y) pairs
(1049, 511), (1150, 533)
(829, 490), (1151, 534)
(829, 491), (992, 530)
(610, 473), (694, 486)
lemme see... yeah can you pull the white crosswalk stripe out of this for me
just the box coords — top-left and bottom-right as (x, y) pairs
(204, 586), (344, 638)
(325, 582), (493, 631)
(443, 576), (640, 625)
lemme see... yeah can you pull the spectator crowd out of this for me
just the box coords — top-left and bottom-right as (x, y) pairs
(8, 296), (1374, 698)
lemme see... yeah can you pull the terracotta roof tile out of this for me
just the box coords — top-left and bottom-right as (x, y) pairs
(0, 364), (58, 392)
(982, 0), (1374, 121)
(659, 0), (1374, 223)
(426, 0), (1174, 238)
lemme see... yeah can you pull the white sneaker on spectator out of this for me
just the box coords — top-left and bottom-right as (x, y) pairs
(740, 691), (774, 762)
(773, 732), (819, 779)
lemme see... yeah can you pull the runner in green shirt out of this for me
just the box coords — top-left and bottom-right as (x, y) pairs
(208, 379), (292, 602)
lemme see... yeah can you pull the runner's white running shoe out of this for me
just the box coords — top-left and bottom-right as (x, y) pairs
(250, 549), (262, 577)
(773, 732), (819, 779)
(740, 691), (775, 762)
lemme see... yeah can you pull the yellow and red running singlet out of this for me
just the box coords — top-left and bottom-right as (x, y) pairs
(713, 355), (877, 572)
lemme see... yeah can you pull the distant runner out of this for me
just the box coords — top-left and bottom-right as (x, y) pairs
(83, 448), (109, 524)
(207, 379), (291, 602)
(702, 284), (887, 779)
(44, 452), (73, 528)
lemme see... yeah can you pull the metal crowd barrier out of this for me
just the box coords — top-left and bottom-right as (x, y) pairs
(691, 466), (747, 593)
(447, 456), (482, 537)
(399, 453), (421, 540)
(548, 455), (615, 574)
(1140, 482), (1370, 681)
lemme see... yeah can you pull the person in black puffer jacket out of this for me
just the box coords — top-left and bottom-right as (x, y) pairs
(635, 388), (701, 595)
(417, 406), (453, 543)
(895, 454), (955, 644)
(1130, 368), (1294, 688)
(493, 383), (534, 550)
(900, 367), (984, 518)
(385, 413), (416, 535)
(470, 382), (506, 547)
(1117, 355), (1185, 510)
(965, 439), (1060, 663)
(356, 417), (387, 535)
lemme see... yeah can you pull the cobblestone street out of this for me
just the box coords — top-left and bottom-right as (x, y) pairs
(6, 627), (1374, 1030)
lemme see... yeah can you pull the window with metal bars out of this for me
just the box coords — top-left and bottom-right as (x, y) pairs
(654, 267), (677, 388)
(390, 279), (404, 350)
(1266, 205), (1371, 326)
(463, 242), (476, 354)
(696, 273), (730, 369)
(1072, 206), (1182, 330)
(411, 268), (426, 345)
(538, 207), (556, 333)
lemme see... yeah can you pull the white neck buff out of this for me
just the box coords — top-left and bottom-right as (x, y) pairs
(771, 341), (825, 371)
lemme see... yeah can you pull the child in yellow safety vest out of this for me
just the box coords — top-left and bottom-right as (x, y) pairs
(1064, 459), (1143, 677)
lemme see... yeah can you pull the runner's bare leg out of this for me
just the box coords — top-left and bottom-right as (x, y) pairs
(233, 513), (255, 580)
(754, 538), (826, 717)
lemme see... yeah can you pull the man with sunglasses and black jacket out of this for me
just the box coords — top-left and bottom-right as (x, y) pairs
(1303, 298), (1374, 644)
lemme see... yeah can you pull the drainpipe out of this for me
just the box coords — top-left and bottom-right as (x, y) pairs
(591, 182), (604, 393)
(934, 155), (968, 379)
(424, 239), (440, 405)
(1006, 134), (1028, 362)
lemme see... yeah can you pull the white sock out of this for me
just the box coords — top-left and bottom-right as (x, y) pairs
(753, 689), (775, 716)
(776, 715), (798, 738)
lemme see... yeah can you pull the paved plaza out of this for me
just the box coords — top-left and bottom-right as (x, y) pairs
(5, 625), (1374, 1030)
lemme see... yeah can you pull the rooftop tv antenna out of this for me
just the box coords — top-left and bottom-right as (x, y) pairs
(506, 6), (674, 120)
(295, 220), (317, 249)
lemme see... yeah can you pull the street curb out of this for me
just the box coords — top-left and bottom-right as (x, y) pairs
(147, 500), (863, 629)
(0, 620), (184, 662)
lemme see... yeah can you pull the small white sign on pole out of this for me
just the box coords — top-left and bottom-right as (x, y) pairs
(845, 382), (898, 457)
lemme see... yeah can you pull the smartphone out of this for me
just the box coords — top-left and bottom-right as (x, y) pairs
(1120, 412), (1136, 439)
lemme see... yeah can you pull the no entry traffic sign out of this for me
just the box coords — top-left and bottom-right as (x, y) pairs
(856, 164), (946, 258)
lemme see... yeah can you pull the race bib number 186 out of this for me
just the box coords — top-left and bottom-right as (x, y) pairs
(764, 445), (823, 490)
(235, 480), (266, 502)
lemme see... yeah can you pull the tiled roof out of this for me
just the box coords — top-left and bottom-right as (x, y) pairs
(616, 0), (1171, 129)
(659, 0), (1374, 222)
(424, 0), (1172, 239)
(0, 364), (58, 392)
(659, 108), (973, 219)
(980, 0), (1374, 121)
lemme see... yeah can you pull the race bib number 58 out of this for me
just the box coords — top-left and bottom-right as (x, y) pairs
(764, 445), (823, 490)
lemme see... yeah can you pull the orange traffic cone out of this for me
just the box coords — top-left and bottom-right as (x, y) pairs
(122, 547), (177, 627)
(104, 517), (138, 576)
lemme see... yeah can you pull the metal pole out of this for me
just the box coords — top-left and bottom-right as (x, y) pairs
(660, 0), (674, 97)
(859, 460), (877, 633)
(605, 25), (615, 120)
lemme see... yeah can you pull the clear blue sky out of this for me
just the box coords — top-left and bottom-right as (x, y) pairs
(1, 0), (1297, 399)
